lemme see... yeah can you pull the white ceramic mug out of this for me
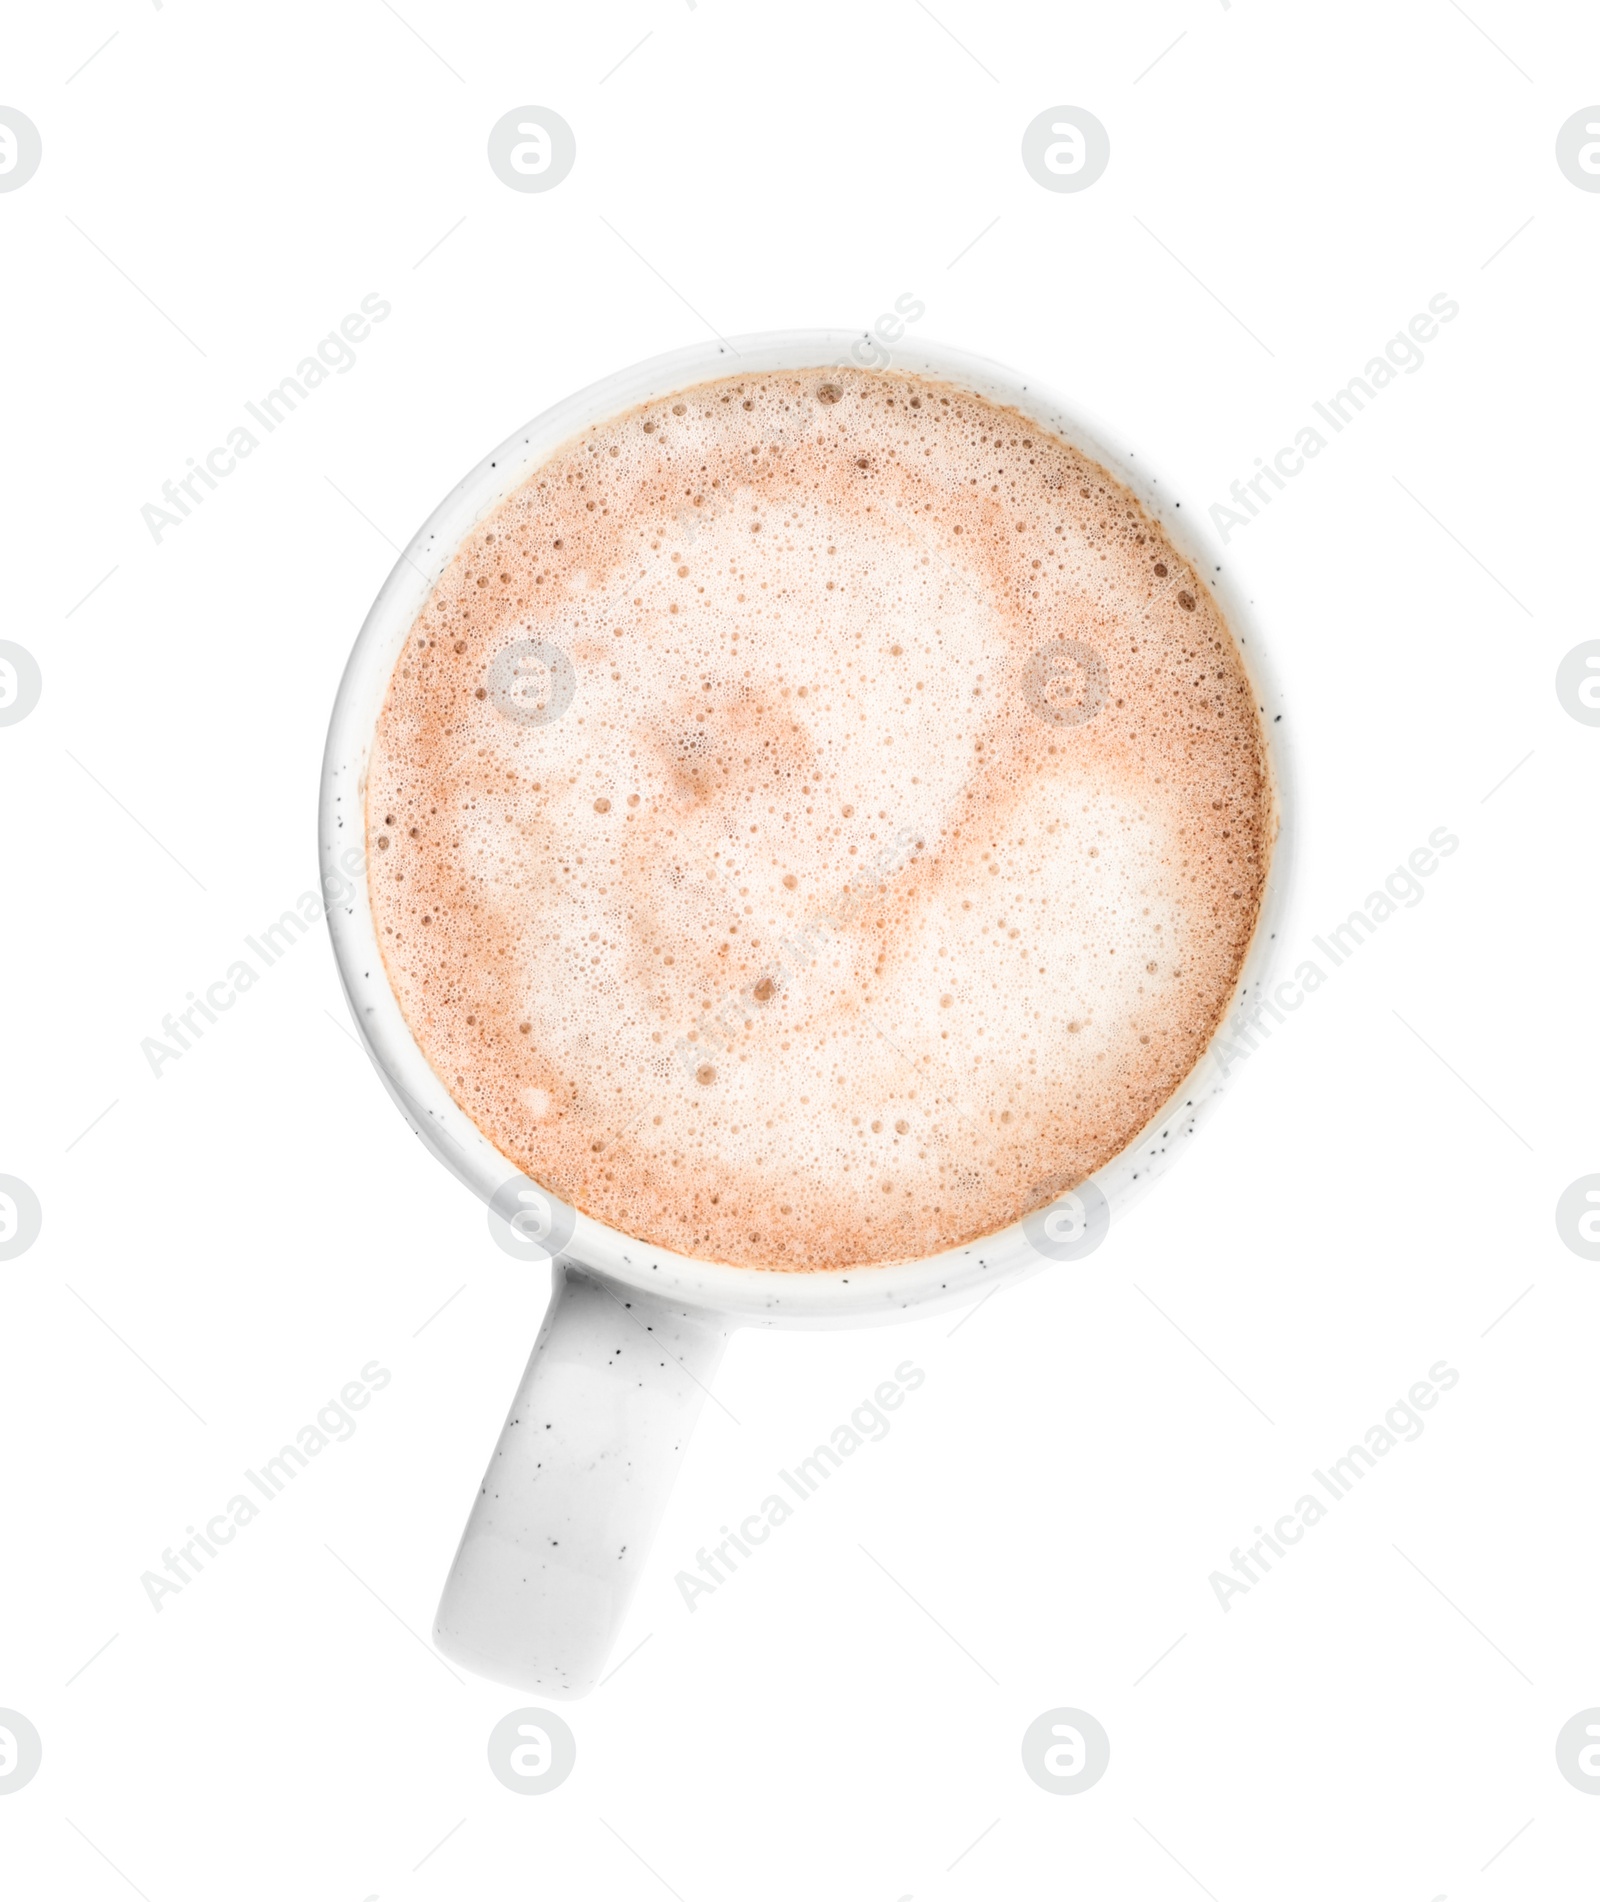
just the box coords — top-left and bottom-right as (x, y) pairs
(319, 330), (1296, 1696)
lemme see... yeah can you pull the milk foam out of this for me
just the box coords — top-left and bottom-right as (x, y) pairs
(367, 369), (1272, 1270)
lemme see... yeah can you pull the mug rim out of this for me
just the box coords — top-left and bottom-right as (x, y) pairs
(319, 328), (1298, 1324)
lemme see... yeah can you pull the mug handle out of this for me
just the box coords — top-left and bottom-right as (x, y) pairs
(433, 1262), (728, 1694)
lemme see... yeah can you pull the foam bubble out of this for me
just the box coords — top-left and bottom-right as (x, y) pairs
(367, 369), (1272, 1270)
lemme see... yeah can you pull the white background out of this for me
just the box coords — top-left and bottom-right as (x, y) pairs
(2, 2), (1597, 1897)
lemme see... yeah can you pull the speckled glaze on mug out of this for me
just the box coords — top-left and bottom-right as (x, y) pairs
(320, 330), (1297, 1694)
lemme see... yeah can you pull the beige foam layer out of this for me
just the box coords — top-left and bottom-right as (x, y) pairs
(367, 368), (1271, 1270)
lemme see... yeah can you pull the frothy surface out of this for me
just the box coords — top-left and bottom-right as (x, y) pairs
(367, 368), (1272, 1270)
